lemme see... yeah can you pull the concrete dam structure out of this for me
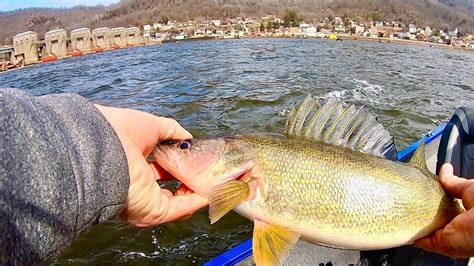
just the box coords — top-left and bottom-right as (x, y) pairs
(70, 28), (92, 54)
(111, 27), (127, 48)
(12, 31), (39, 65)
(127, 27), (143, 46)
(5, 26), (155, 67)
(92, 27), (112, 51)
(44, 29), (68, 58)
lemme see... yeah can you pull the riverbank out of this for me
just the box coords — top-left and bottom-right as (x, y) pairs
(337, 35), (474, 52)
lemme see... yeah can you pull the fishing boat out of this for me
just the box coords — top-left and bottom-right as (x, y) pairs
(205, 106), (474, 266)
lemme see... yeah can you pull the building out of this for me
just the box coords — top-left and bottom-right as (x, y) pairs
(354, 25), (365, 35)
(92, 27), (112, 51)
(194, 29), (204, 36)
(44, 29), (68, 58)
(70, 28), (92, 54)
(12, 31), (39, 65)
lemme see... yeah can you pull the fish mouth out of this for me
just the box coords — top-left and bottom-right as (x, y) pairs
(150, 161), (176, 181)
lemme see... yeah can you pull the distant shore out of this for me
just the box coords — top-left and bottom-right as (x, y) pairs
(337, 35), (474, 52)
(163, 34), (474, 53)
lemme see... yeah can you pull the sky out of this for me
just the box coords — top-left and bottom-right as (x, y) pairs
(0, 0), (120, 11)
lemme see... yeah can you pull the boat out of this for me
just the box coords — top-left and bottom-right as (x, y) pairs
(205, 106), (474, 266)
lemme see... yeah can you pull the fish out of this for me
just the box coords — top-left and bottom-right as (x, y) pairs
(152, 96), (461, 265)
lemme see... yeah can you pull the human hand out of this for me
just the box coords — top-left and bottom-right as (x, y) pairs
(414, 163), (474, 258)
(95, 105), (207, 227)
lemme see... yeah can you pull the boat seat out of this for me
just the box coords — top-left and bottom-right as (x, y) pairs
(437, 106), (474, 179)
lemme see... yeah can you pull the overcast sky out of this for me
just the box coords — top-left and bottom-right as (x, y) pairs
(0, 0), (120, 11)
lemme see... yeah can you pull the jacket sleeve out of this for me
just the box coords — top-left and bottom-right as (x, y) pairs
(0, 89), (130, 264)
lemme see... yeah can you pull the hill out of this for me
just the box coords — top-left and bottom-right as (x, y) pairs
(1, 0), (473, 45)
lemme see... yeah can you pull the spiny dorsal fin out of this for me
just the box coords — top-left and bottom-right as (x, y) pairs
(252, 220), (300, 266)
(284, 95), (396, 158)
(409, 140), (428, 170)
(209, 180), (249, 224)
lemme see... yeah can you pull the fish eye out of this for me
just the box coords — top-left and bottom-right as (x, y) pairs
(179, 140), (192, 150)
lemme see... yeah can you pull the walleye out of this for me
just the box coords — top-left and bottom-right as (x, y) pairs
(153, 96), (461, 265)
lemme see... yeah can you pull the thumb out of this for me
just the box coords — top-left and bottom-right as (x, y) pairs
(414, 226), (456, 257)
(154, 117), (192, 140)
(414, 211), (474, 258)
(439, 164), (473, 208)
(155, 192), (208, 224)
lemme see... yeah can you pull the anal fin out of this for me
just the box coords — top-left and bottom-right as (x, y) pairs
(253, 220), (300, 266)
(209, 180), (250, 224)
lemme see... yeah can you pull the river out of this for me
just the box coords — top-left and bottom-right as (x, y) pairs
(1, 38), (473, 265)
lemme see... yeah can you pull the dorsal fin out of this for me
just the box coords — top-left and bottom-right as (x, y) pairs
(284, 95), (396, 158)
(409, 140), (428, 170)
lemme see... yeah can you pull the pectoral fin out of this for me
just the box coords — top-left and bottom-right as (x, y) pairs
(209, 180), (250, 224)
(253, 220), (300, 266)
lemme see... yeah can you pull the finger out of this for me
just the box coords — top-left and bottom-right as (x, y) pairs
(140, 117), (192, 157)
(439, 164), (474, 206)
(154, 117), (193, 141)
(176, 184), (193, 196)
(414, 229), (454, 257)
(414, 213), (473, 258)
(156, 193), (208, 224)
(161, 188), (173, 198)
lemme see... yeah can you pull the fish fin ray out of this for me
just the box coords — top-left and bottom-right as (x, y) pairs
(209, 180), (249, 224)
(252, 220), (300, 266)
(285, 95), (397, 158)
(409, 140), (429, 171)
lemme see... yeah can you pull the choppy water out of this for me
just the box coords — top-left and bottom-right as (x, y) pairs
(1, 38), (473, 265)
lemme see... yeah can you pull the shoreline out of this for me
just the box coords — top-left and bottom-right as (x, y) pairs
(337, 35), (474, 52)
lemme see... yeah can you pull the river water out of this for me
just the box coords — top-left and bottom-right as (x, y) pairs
(1, 38), (473, 265)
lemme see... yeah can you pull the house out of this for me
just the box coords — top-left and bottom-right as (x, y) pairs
(299, 22), (311, 30)
(334, 17), (344, 25)
(408, 24), (417, 34)
(368, 28), (378, 37)
(194, 29), (204, 36)
(215, 29), (224, 35)
(448, 28), (459, 38)
(335, 25), (347, 33)
(354, 25), (365, 35)
(212, 20), (221, 27)
(424, 26), (433, 36)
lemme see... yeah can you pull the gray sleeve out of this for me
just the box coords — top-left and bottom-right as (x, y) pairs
(0, 89), (130, 264)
